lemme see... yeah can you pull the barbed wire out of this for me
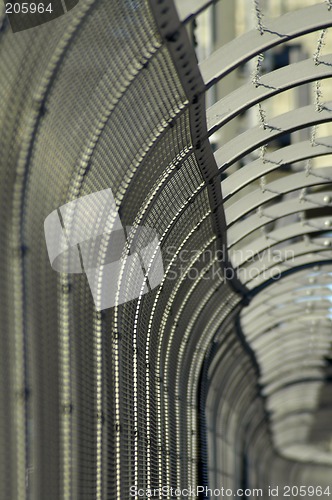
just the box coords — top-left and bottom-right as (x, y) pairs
(260, 144), (267, 163)
(305, 159), (312, 177)
(313, 29), (327, 65)
(311, 125), (318, 147)
(258, 103), (267, 130)
(314, 81), (323, 112)
(254, 0), (264, 36)
(253, 53), (264, 87)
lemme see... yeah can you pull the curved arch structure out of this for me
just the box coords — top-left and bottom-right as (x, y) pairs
(0, 0), (332, 498)
(199, 3), (332, 85)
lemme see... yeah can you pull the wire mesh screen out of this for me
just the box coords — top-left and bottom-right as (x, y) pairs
(3, 0), (332, 498)
(0, 1), (240, 498)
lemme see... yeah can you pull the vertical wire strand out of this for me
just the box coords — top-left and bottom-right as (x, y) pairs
(254, 0), (264, 36)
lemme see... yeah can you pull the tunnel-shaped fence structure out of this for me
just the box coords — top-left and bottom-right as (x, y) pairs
(0, 0), (332, 498)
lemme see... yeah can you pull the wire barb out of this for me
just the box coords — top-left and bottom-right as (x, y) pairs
(305, 159), (312, 177)
(313, 29), (327, 65)
(253, 53), (264, 87)
(254, 0), (264, 36)
(260, 176), (267, 193)
(258, 103), (267, 130)
(314, 81), (323, 112)
(311, 125), (318, 147)
(299, 188), (308, 203)
(260, 144), (267, 163)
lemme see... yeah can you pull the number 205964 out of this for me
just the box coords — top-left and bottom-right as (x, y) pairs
(5, 3), (53, 14)
(283, 485), (330, 496)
